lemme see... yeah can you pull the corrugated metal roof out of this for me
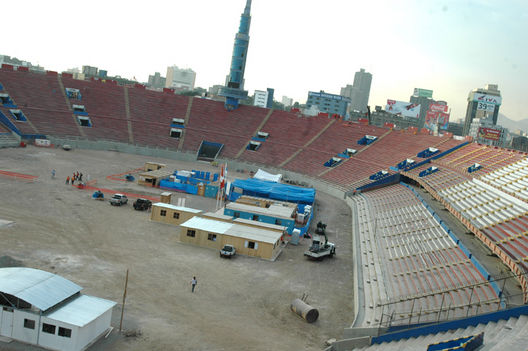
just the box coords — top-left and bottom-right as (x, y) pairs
(226, 202), (295, 219)
(234, 218), (286, 231)
(45, 295), (116, 327)
(152, 202), (202, 213)
(181, 216), (233, 234)
(201, 212), (234, 221)
(0, 268), (82, 311)
(181, 217), (282, 244)
(227, 224), (283, 244)
(140, 168), (173, 178)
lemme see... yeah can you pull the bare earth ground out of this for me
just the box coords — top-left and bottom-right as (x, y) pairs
(0, 146), (354, 351)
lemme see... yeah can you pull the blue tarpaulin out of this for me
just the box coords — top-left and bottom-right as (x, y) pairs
(228, 178), (315, 205)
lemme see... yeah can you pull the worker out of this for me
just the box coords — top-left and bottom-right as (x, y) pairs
(51, 169), (56, 179)
(66, 176), (70, 185)
(190, 276), (197, 293)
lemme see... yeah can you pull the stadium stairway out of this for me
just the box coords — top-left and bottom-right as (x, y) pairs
(122, 86), (134, 144)
(56, 75), (86, 138)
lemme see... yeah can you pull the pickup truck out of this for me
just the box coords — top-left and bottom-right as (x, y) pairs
(220, 244), (236, 258)
(110, 194), (128, 206)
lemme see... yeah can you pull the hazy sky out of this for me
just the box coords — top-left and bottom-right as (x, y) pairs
(3, 0), (527, 121)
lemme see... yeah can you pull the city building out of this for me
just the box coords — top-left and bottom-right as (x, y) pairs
(463, 84), (502, 135)
(148, 72), (166, 90)
(281, 96), (293, 108)
(254, 90), (268, 108)
(0, 55), (43, 71)
(512, 135), (528, 152)
(219, 0), (252, 110)
(468, 118), (507, 147)
(253, 88), (274, 108)
(340, 68), (372, 113)
(409, 88), (435, 129)
(305, 91), (350, 117)
(165, 66), (196, 90)
(82, 65), (98, 76)
(207, 85), (224, 99)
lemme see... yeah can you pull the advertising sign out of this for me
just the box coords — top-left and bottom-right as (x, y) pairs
(429, 103), (448, 113)
(478, 127), (501, 141)
(473, 93), (501, 112)
(437, 112), (450, 130)
(413, 88), (433, 98)
(424, 111), (438, 132)
(386, 100), (421, 118)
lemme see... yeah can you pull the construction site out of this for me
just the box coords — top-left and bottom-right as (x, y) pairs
(0, 146), (354, 351)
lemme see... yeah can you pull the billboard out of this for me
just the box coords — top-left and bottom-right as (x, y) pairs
(478, 127), (501, 141)
(413, 88), (433, 98)
(437, 112), (450, 130)
(424, 111), (438, 132)
(424, 111), (450, 131)
(473, 93), (501, 112)
(386, 100), (421, 118)
(429, 103), (448, 113)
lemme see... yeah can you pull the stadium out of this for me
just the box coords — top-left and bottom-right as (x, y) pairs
(1, 2), (528, 351)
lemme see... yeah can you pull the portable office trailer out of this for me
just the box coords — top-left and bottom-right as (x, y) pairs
(144, 162), (166, 172)
(0, 268), (115, 351)
(138, 168), (173, 187)
(234, 195), (297, 210)
(180, 217), (283, 260)
(224, 202), (296, 233)
(150, 203), (202, 225)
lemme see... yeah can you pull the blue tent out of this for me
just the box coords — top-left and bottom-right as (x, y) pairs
(228, 178), (315, 205)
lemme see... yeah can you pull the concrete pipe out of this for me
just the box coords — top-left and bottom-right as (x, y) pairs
(291, 298), (319, 323)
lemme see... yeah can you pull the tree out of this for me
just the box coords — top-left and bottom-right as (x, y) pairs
(178, 87), (207, 97)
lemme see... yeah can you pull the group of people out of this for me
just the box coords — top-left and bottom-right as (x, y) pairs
(65, 171), (83, 185)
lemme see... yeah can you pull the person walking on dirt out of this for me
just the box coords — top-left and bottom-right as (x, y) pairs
(51, 169), (56, 179)
(66, 176), (70, 184)
(191, 276), (197, 293)
(79, 173), (83, 181)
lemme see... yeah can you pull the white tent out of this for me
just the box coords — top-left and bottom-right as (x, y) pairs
(253, 169), (282, 183)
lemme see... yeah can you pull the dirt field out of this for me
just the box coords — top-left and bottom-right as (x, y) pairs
(0, 146), (354, 351)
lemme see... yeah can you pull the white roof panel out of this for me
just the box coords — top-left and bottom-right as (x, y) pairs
(45, 295), (116, 327)
(226, 224), (283, 244)
(181, 217), (282, 244)
(226, 202), (295, 219)
(181, 217), (233, 234)
(153, 203), (202, 213)
(0, 268), (82, 311)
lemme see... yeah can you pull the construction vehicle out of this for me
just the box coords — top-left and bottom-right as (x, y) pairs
(304, 222), (335, 260)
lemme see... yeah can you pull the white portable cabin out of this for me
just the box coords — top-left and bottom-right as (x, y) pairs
(0, 267), (115, 351)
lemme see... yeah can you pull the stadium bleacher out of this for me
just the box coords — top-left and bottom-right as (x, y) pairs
(6, 66), (528, 350)
(355, 184), (499, 327)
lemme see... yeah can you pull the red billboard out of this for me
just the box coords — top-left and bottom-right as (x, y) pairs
(429, 103), (448, 113)
(424, 111), (438, 132)
(478, 127), (501, 141)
